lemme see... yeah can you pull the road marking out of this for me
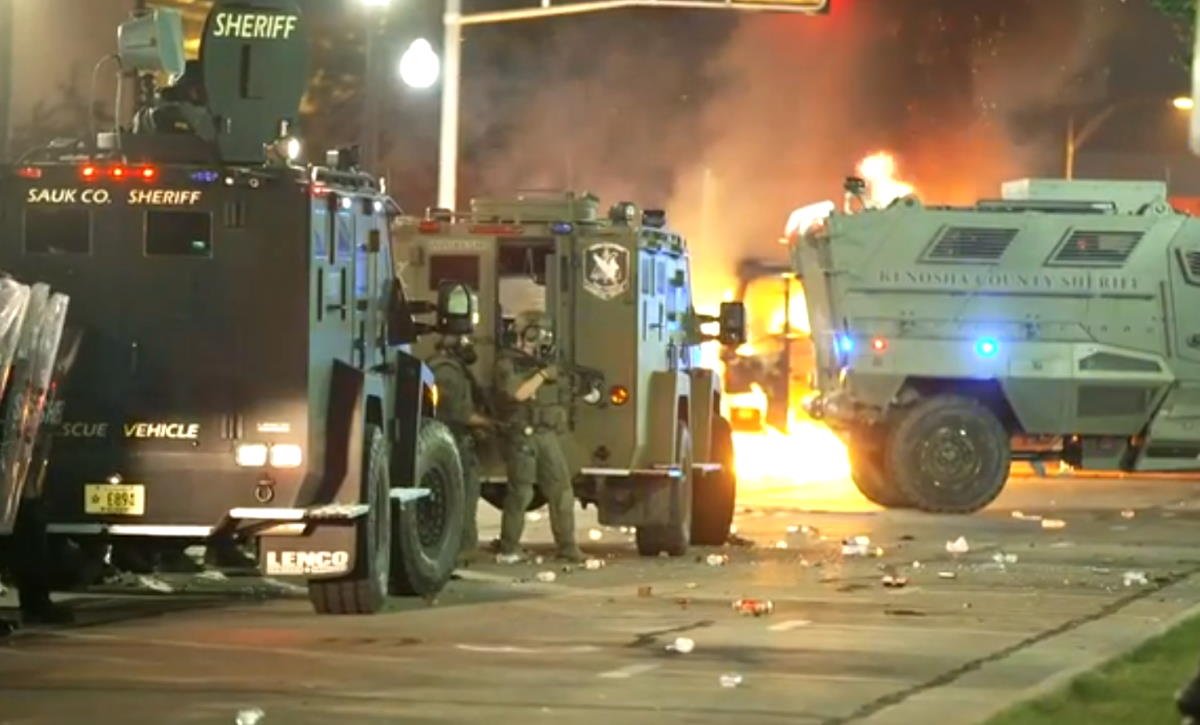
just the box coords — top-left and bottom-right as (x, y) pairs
(767, 619), (812, 632)
(598, 663), (660, 679)
(455, 643), (600, 655)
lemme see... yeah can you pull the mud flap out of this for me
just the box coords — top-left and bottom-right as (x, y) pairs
(259, 523), (358, 581)
(596, 474), (687, 527)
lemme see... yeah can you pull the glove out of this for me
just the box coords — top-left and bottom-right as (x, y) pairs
(539, 365), (559, 383)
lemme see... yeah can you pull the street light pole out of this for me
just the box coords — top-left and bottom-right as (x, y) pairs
(437, 0), (462, 210)
(0, 0), (12, 161)
(362, 12), (384, 173)
(1065, 97), (1190, 180)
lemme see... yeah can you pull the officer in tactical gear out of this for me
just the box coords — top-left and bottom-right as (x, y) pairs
(493, 311), (584, 563)
(428, 332), (490, 560)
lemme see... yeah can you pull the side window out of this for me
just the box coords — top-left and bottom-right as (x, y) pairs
(430, 254), (481, 291)
(312, 203), (329, 260)
(335, 208), (353, 261)
(145, 211), (212, 257)
(24, 208), (90, 255)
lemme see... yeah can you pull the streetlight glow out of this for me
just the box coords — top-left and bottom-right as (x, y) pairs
(360, 0), (392, 7)
(399, 38), (440, 89)
(1174, 96), (1195, 111)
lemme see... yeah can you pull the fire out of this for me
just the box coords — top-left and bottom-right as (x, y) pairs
(857, 151), (914, 208)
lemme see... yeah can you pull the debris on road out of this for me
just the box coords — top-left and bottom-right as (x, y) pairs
(732, 598), (774, 616)
(842, 536), (877, 557)
(685, 582), (698, 589)
(1123, 571), (1150, 587)
(774, 541), (789, 549)
(194, 570), (228, 582)
(727, 533), (755, 548)
(638, 586), (653, 598)
(938, 571), (957, 580)
(945, 536), (970, 554)
(1041, 518), (1067, 530)
(881, 575), (908, 588)
(526, 512), (543, 522)
(236, 708), (265, 725)
(706, 553), (730, 567)
(137, 575), (175, 594)
(584, 558), (606, 571)
(1011, 511), (1042, 522)
(1120, 509), (1136, 520)
(588, 528), (604, 541)
(496, 553), (523, 565)
(911, 561), (922, 569)
(992, 552), (1019, 565)
(536, 571), (557, 583)
(666, 636), (695, 654)
(719, 673), (744, 688)
(675, 597), (690, 610)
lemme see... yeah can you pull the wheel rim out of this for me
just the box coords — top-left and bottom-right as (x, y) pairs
(415, 465), (449, 551)
(917, 420), (986, 492)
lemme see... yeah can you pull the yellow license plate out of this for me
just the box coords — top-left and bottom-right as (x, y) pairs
(84, 484), (145, 515)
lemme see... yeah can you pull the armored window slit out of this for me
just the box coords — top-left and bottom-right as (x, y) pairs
(924, 227), (1017, 262)
(1050, 230), (1141, 265)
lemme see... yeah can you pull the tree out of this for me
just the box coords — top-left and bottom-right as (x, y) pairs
(1151, 0), (1195, 66)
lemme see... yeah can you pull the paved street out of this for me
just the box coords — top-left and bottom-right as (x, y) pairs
(3, 472), (1200, 725)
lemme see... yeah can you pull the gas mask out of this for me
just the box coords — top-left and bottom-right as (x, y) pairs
(453, 337), (479, 366)
(521, 325), (555, 361)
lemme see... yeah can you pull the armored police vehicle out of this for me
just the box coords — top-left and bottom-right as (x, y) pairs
(0, 0), (465, 614)
(795, 177), (1200, 513)
(394, 193), (745, 555)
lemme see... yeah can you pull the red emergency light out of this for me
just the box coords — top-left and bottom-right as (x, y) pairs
(109, 165), (128, 180)
(16, 166), (42, 179)
(417, 220), (442, 234)
(138, 166), (158, 181)
(80, 165), (99, 181)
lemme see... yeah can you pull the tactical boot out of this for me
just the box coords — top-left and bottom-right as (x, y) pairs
(19, 596), (74, 625)
(555, 545), (586, 564)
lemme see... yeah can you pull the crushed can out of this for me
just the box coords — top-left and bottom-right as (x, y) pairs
(732, 598), (774, 616)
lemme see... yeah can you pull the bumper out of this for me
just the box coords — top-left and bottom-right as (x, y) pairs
(46, 488), (431, 538)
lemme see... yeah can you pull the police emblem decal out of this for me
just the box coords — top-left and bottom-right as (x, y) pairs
(583, 243), (630, 300)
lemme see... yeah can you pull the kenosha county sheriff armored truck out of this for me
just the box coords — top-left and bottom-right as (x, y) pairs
(0, 0), (467, 615)
(794, 177), (1200, 513)
(394, 193), (746, 555)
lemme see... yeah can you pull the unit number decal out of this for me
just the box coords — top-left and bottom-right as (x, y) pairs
(583, 243), (630, 300)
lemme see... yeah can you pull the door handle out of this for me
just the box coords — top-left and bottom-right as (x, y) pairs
(1189, 334), (1200, 348)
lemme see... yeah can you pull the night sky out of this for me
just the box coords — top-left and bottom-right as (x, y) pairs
(4, 0), (1192, 289)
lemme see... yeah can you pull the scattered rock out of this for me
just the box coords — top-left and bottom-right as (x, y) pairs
(719, 673), (744, 688)
(637, 585), (653, 598)
(1123, 571), (1149, 587)
(1120, 509), (1136, 520)
(945, 536), (969, 554)
(535, 571), (557, 583)
(881, 575), (908, 588)
(666, 636), (694, 654)
(706, 553), (730, 567)
(938, 571), (957, 580)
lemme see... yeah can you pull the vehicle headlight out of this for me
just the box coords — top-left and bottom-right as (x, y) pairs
(269, 444), (303, 468)
(235, 443), (269, 467)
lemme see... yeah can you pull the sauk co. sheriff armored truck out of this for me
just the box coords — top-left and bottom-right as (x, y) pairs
(394, 194), (746, 555)
(0, 0), (466, 614)
(795, 177), (1200, 513)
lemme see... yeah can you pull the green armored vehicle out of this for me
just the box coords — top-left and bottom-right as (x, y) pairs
(394, 193), (746, 554)
(795, 177), (1200, 512)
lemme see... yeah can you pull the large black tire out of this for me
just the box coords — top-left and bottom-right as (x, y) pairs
(690, 416), (736, 545)
(480, 483), (546, 512)
(846, 428), (912, 508)
(886, 395), (1010, 513)
(390, 419), (464, 597)
(636, 426), (693, 557)
(308, 424), (392, 615)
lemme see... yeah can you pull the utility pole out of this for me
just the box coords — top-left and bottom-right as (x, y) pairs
(0, 0), (13, 161)
(361, 13), (383, 174)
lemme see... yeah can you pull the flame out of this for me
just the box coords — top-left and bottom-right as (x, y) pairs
(857, 151), (914, 208)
